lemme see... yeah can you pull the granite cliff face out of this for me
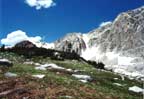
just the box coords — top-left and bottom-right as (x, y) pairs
(54, 6), (144, 58)
(91, 7), (143, 47)
(54, 33), (86, 54)
(53, 6), (144, 80)
(87, 6), (144, 59)
(84, 6), (144, 80)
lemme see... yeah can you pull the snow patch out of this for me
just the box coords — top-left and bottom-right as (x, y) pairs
(4, 72), (17, 77)
(34, 42), (54, 49)
(35, 63), (72, 72)
(0, 59), (11, 62)
(81, 45), (144, 80)
(66, 69), (73, 72)
(23, 61), (34, 65)
(72, 74), (91, 83)
(113, 83), (123, 86)
(129, 86), (144, 93)
(32, 74), (45, 79)
(79, 79), (88, 83)
(40, 63), (65, 69)
(114, 78), (119, 80)
(82, 34), (90, 48)
(81, 46), (103, 61)
(35, 66), (47, 70)
(34, 63), (41, 66)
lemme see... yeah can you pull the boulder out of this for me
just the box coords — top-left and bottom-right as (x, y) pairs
(0, 59), (13, 72)
(0, 59), (13, 67)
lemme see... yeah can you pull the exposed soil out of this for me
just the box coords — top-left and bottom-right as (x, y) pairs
(0, 77), (45, 99)
(0, 76), (118, 99)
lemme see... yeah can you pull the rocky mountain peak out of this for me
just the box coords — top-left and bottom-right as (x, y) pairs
(14, 40), (36, 48)
(53, 6), (144, 79)
(54, 33), (86, 54)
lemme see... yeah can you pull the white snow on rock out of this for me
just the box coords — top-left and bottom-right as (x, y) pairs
(32, 74), (45, 79)
(72, 74), (91, 83)
(40, 63), (65, 69)
(4, 72), (17, 77)
(79, 79), (88, 83)
(129, 86), (144, 93)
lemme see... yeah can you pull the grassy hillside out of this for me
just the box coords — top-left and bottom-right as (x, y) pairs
(0, 52), (143, 99)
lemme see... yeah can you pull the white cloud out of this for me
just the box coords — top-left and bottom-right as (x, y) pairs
(1, 30), (42, 46)
(99, 21), (112, 27)
(25, 0), (56, 10)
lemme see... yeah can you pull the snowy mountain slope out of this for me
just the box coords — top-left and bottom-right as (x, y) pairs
(33, 41), (55, 49)
(82, 6), (144, 80)
(54, 6), (144, 80)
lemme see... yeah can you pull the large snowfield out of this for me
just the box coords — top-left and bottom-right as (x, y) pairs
(81, 34), (144, 81)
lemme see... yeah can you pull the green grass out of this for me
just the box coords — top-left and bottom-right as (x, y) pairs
(0, 52), (143, 99)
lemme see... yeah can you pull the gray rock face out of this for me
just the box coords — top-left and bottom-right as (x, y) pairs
(54, 6), (144, 58)
(86, 6), (144, 79)
(88, 23), (112, 52)
(54, 33), (86, 54)
(54, 6), (144, 79)
(89, 6), (144, 53)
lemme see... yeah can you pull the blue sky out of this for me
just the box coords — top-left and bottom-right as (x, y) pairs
(0, 0), (144, 44)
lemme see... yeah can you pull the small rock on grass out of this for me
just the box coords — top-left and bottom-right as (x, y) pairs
(4, 72), (17, 77)
(32, 74), (45, 79)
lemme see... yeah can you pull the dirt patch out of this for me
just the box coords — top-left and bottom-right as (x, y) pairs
(0, 77), (45, 99)
(0, 76), (118, 99)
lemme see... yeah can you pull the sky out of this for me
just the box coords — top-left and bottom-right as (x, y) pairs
(0, 0), (144, 46)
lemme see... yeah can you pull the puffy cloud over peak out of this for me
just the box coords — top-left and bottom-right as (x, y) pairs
(25, 0), (56, 10)
(1, 30), (42, 46)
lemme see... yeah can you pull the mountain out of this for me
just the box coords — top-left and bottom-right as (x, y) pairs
(54, 33), (86, 55)
(53, 6), (144, 80)
(14, 40), (36, 48)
